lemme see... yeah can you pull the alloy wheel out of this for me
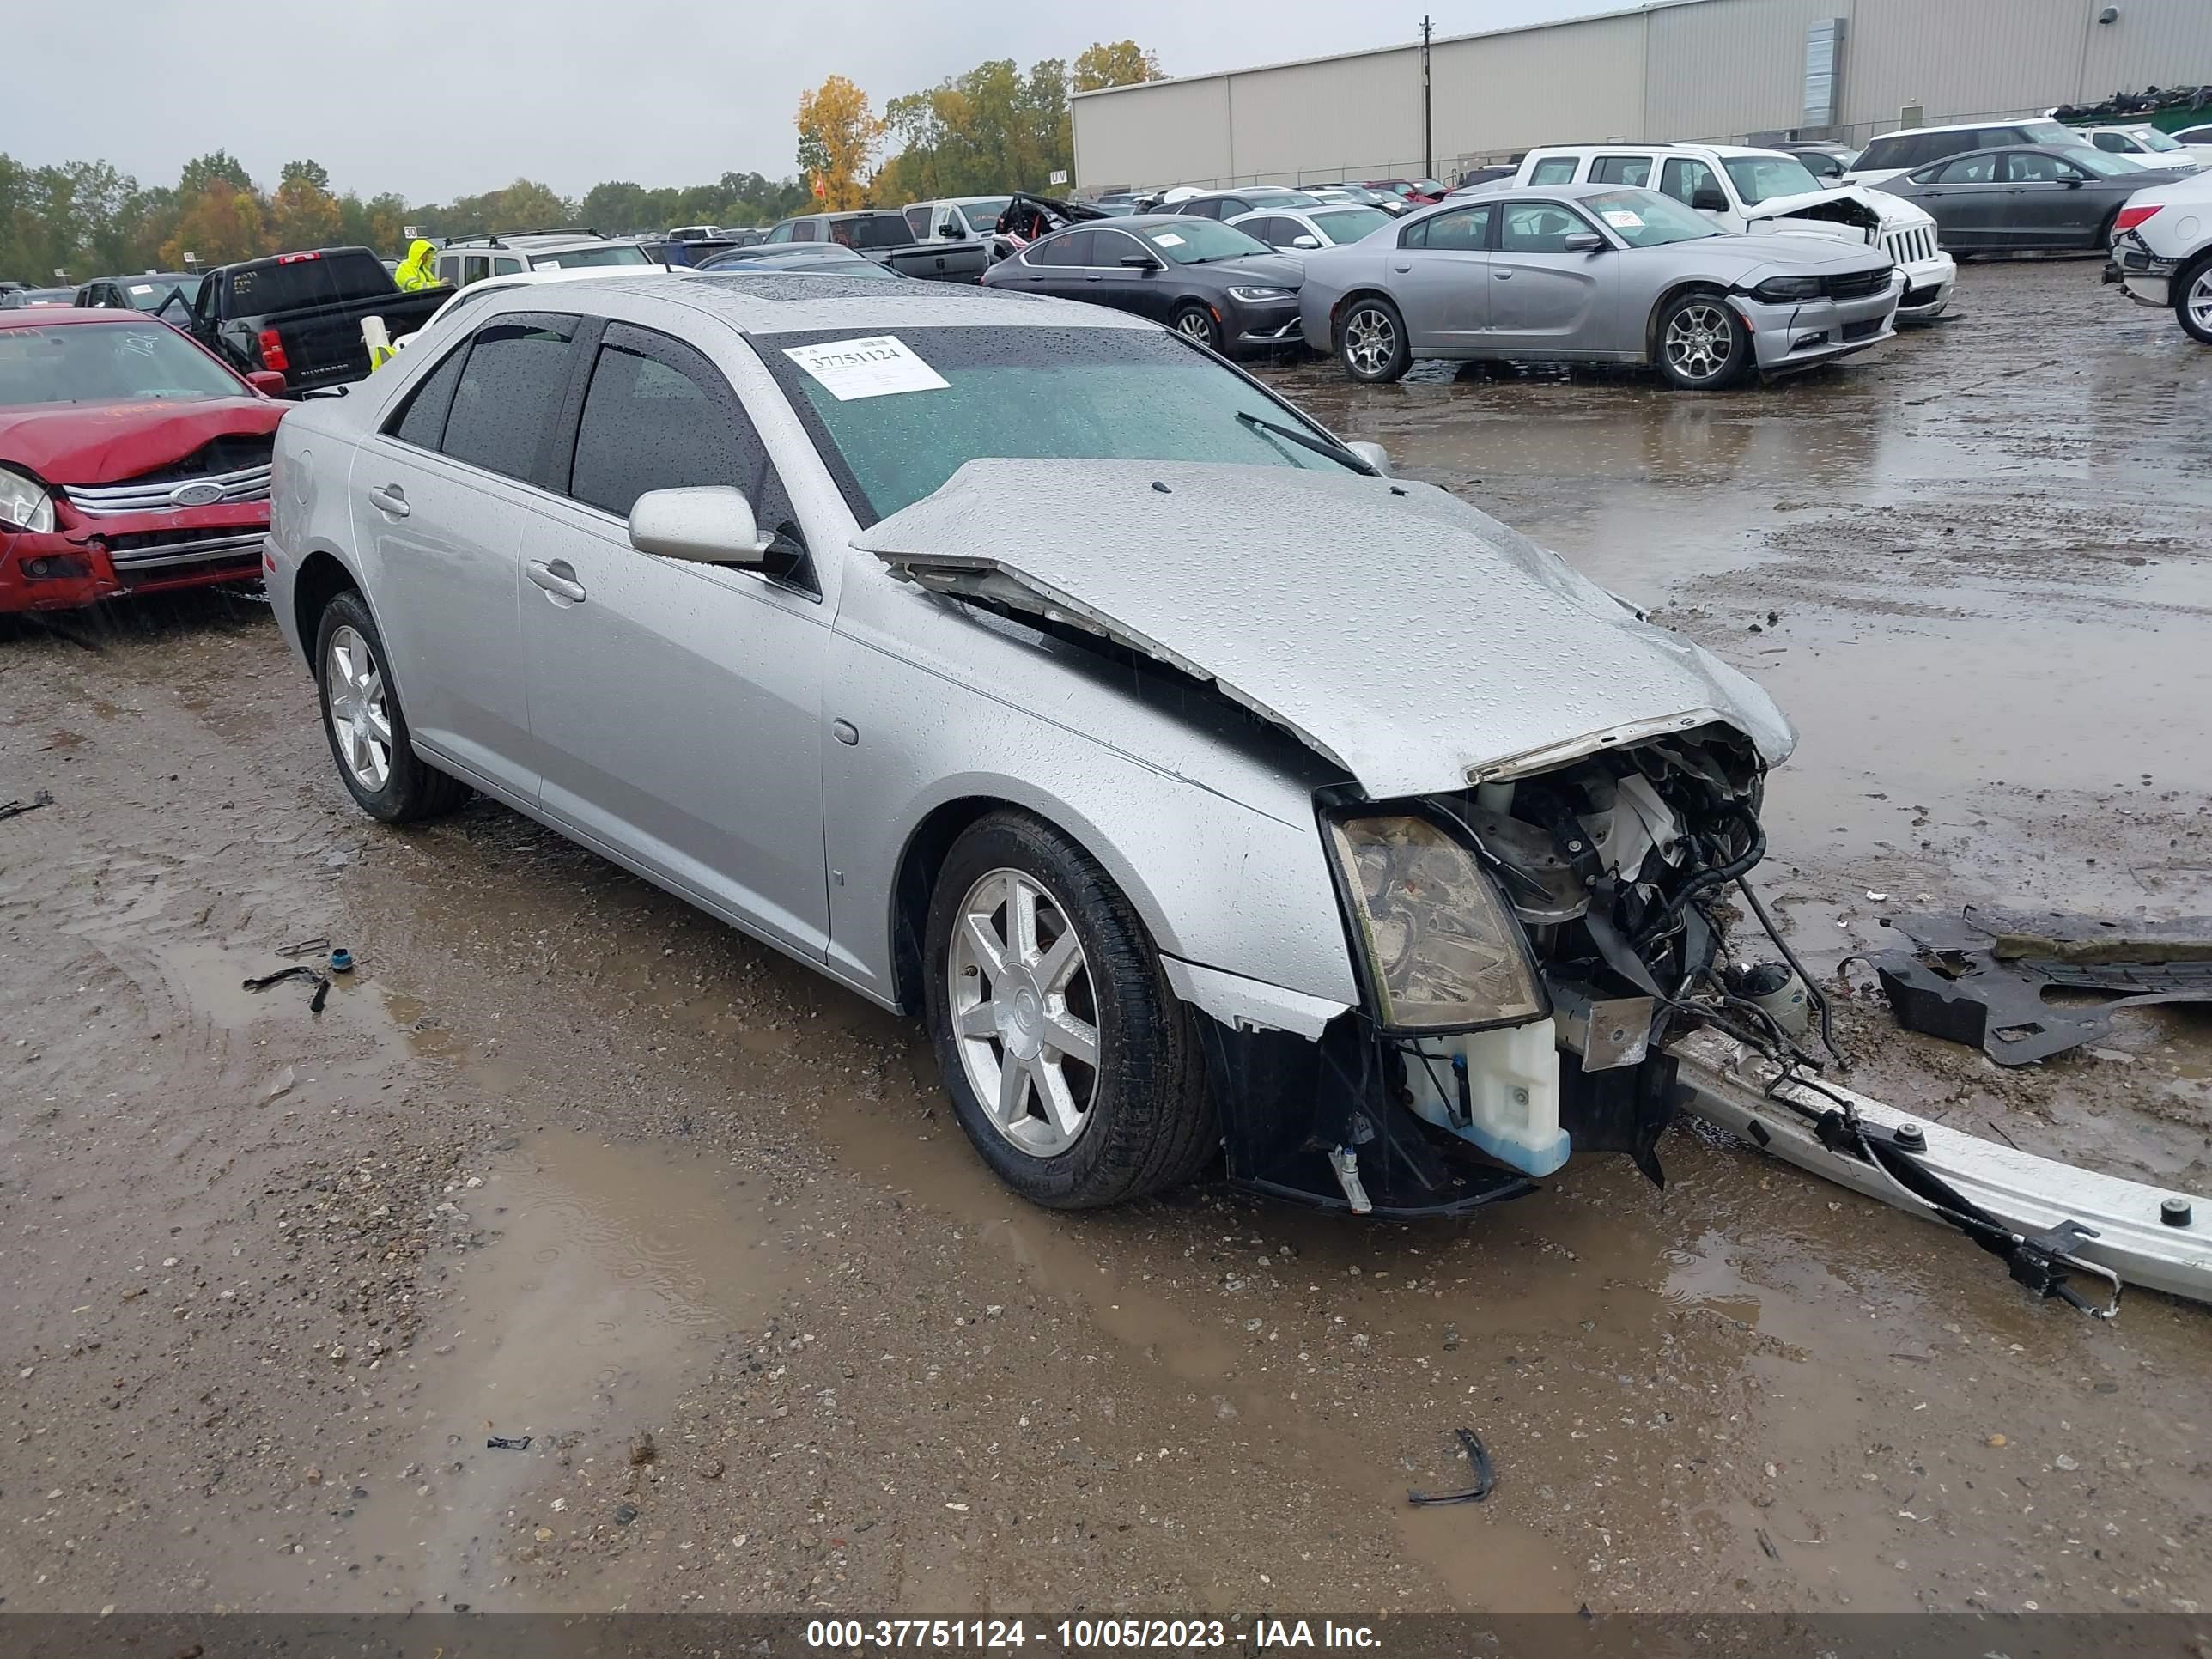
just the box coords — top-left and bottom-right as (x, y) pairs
(2190, 269), (2212, 334)
(1345, 306), (1396, 375)
(1176, 310), (1215, 342)
(325, 624), (393, 793)
(1664, 301), (1735, 383)
(947, 867), (1100, 1158)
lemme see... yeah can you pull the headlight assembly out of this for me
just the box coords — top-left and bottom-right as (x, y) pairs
(1225, 286), (1293, 302)
(1748, 275), (1824, 301)
(0, 465), (54, 535)
(1324, 812), (1548, 1032)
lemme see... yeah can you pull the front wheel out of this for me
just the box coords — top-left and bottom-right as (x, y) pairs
(2177, 252), (2212, 346)
(314, 590), (469, 823)
(1339, 296), (1410, 383)
(922, 811), (1215, 1209)
(1171, 302), (1223, 352)
(1655, 290), (1753, 391)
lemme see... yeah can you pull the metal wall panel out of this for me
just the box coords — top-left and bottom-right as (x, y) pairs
(1431, 13), (1650, 159)
(1648, 0), (1853, 141)
(1068, 0), (2212, 190)
(1224, 51), (1427, 181)
(1071, 76), (1234, 191)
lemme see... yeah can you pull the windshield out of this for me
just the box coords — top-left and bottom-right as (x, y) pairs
(1722, 155), (1824, 204)
(1583, 189), (1721, 246)
(2129, 126), (2182, 152)
(959, 198), (1012, 226)
(757, 325), (1364, 523)
(2070, 147), (2150, 179)
(531, 244), (649, 270)
(1137, 219), (1270, 264)
(0, 321), (241, 406)
(1310, 206), (1393, 242)
(2021, 120), (2075, 146)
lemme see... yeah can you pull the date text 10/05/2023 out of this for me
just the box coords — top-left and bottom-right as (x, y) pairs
(804, 1620), (1382, 1650)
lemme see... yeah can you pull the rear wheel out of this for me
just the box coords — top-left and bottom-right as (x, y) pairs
(2178, 252), (2212, 346)
(1655, 289), (1753, 391)
(922, 811), (1215, 1208)
(314, 590), (469, 823)
(1339, 296), (1410, 383)
(1171, 302), (1223, 352)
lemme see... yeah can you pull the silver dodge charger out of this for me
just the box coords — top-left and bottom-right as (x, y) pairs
(267, 272), (1802, 1219)
(1297, 183), (1902, 389)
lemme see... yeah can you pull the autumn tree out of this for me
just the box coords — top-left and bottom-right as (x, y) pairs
(271, 158), (343, 252)
(1073, 40), (1163, 93)
(796, 75), (882, 210)
(161, 184), (270, 268)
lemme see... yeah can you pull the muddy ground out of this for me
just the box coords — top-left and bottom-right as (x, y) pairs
(2, 257), (2207, 1620)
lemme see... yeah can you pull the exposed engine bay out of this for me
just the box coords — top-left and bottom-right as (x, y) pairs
(1205, 726), (1832, 1219)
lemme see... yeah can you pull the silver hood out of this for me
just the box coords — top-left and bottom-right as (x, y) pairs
(855, 459), (1796, 799)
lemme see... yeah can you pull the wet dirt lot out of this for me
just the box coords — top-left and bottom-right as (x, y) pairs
(3, 257), (2208, 1621)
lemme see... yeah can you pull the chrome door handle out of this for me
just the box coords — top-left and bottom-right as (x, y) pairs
(527, 560), (586, 603)
(367, 483), (409, 517)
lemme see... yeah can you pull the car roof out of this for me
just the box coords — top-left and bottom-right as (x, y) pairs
(476, 270), (1155, 337)
(1869, 118), (2054, 138)
(0, 306), (156, 327)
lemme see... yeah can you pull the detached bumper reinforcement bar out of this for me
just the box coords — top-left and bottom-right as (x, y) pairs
(1668, 1030), (2212, 1310)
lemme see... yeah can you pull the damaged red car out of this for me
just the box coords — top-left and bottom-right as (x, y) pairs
(0, 307), (286, 614)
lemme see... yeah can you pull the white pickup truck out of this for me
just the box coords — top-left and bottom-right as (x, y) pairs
(1508, 143), (1956, 321)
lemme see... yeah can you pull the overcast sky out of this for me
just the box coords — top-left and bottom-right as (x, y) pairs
(8, 0), (1599, 202)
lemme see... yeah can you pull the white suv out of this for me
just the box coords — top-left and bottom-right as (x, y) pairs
(1511, 143), (1954, 321)
(2106, 169), (2212, 343)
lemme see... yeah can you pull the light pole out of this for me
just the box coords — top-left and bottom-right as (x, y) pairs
(1422, 15), (1433, 181)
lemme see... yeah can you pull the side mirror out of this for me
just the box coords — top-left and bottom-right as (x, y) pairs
(2064, 176), (2086, 188)
(246, 369), (289, 397)
(1120, 253), (1163, 270)
(628, 486), (772, 567)
(1562, 230), (1604, 252)
(1691, 188), (1729, 213)
(1291, 234), (1322, 249)
(1345, 440), (1391, 476)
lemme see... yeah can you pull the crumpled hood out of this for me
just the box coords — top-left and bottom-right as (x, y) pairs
(855, 459), (1796, 799)
(0, 398), (280, 485)
(1741, 183), (1899, 240)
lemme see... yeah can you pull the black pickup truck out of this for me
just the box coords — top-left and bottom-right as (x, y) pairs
(168, 247), (449, 394)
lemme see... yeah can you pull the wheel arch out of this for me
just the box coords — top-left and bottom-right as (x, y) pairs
(1330, 286), (1401, 352)
(1644, 279), (1737, 366)
(291, 547), (362, 661)
(889, 794), (1012, 1017)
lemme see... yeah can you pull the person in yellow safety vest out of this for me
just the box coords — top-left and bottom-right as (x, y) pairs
(393, 239), (441, 292)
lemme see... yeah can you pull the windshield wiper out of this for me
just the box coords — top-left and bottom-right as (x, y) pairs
(1235, 409), (1375, 474)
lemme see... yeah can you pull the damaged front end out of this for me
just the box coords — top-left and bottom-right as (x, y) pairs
(1210, 725), (1803, 1218)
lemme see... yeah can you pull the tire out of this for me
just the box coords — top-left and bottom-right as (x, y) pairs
(1654, 289), (1753, 391)
(2176, 252), (2212, 346)
(1170, 302), (1223, 352)
(921, 810), (1216, 1209)
(313, 589), (469, 823)
(1338, 295), (1411, 383)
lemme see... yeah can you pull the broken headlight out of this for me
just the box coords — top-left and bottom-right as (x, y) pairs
(0, 465), (54, 535)
(1324, 812), (1548, 1032)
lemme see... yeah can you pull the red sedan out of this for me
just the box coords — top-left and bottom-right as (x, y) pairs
(0, 308), (288, 613)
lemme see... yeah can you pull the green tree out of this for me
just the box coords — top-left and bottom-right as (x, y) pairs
(874, 54), (1081, 204)
(1073, 40), (1163, 92)
(271, 159), (343, 251)
(178, 150), (255, 199)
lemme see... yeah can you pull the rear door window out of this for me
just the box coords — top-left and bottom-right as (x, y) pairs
(1026, 229), (1094, 266)
(789, 221), (818, 243)
(1528, 156), (1580, 185)
(1929, 154), (1998, 184)
(386, 336), (471, 450)
(1590, 155), (1652, 187)
(462, 256), (489, 286)
(1403, 204), (1492, 250)
(438, 314), (582, 485)
(904, 205), (933, 238)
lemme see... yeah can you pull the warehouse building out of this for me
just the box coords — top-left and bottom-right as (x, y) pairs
(1070, 0), (2212, 191)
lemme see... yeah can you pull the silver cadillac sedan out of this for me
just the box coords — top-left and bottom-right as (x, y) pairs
(1297, 183), (1901, 389)
(266, 272), (1797, 1218)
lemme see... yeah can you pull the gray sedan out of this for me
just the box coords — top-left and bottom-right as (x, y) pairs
(1871, 145), (2191, 251)
(263, 272), (1796, 1219)
(1296, 184), (1901, 389)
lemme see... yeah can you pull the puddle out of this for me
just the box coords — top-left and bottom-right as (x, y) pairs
(341, 1128), (789, 1610)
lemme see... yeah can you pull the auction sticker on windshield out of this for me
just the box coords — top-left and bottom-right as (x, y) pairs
(1150, 232), (1187, 247)
(782, 335), (951, 401)
(1601, 210), (1645, 229)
